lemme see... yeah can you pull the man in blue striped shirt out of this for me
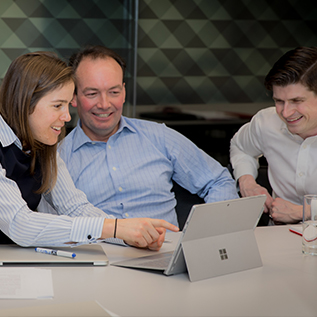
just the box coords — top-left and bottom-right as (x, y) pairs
(57, 46), (238, 227)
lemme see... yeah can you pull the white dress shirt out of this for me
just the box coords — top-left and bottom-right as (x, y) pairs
(230, 106), (317, 206)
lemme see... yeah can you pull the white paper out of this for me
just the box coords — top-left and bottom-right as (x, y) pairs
(0, 301), (112, 317)
(0, 268), (54, 299)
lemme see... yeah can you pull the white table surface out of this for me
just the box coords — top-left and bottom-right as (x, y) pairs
(1, 225), (317, 317)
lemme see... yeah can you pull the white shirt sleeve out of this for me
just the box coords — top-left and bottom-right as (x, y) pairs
(230, 109), (270, 181)
(0, 153), (107, 247)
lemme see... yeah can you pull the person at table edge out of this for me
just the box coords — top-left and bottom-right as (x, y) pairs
(230, 46), (317, 224)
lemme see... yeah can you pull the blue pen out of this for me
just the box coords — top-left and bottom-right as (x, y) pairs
(35, 247), (76, 258)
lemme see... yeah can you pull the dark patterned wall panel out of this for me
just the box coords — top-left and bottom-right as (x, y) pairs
(137, 0), (317, 105)
(1, 0), (317, 110)
(0, 0), (136, 117)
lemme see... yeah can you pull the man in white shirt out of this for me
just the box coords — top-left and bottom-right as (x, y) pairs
(230, 47), (317, 224)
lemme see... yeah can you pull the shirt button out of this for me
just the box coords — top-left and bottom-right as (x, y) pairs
(303, 145), (307, 149)
(125, 213), (129, 217)
(112, 167), (116, 171)
(118, 187), (123, 192)
(91, 142), (95, 145)
(87, 235), (92, 240)
(299, 172), (303, 177)
(108, 145), (111, 149)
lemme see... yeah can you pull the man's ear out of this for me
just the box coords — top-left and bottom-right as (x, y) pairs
(71, 93), (78, 108)
(123, 82), (126, 104)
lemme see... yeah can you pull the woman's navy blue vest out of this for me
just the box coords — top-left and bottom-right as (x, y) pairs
(0, 143), (42, 243)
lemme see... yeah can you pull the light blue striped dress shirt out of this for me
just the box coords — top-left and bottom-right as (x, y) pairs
(59, 116), (239, 226)
(0, 115), (113, 247)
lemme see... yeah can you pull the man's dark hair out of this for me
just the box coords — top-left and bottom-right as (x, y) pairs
(69, 45), (126, 85)
(264, 47), (317, 94)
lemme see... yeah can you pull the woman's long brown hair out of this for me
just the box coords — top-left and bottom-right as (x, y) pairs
(0, 51), (74, 193)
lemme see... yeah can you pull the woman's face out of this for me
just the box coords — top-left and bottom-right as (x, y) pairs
(28, 81), (74, 145)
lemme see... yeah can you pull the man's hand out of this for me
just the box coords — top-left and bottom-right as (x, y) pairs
(238, 174), (273, 212)
(102, 218), (179, 251)
(147, 227), (166, 251)
(270, 198), (302, 224)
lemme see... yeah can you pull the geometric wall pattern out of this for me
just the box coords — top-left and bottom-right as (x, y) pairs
(137, 0), (317, 105)
(0, 0), (136, 118)
(1, 0), (317, 111)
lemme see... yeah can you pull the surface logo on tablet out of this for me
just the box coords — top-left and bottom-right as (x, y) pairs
(219, 249), (228, 260)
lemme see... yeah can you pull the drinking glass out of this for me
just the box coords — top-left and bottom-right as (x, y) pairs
(302, 195), (317, 255)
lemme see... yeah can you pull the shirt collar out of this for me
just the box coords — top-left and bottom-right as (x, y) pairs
(116, 116), (136, 134)
(0, 115), (22, 149)
(72, 116), (136, 151)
